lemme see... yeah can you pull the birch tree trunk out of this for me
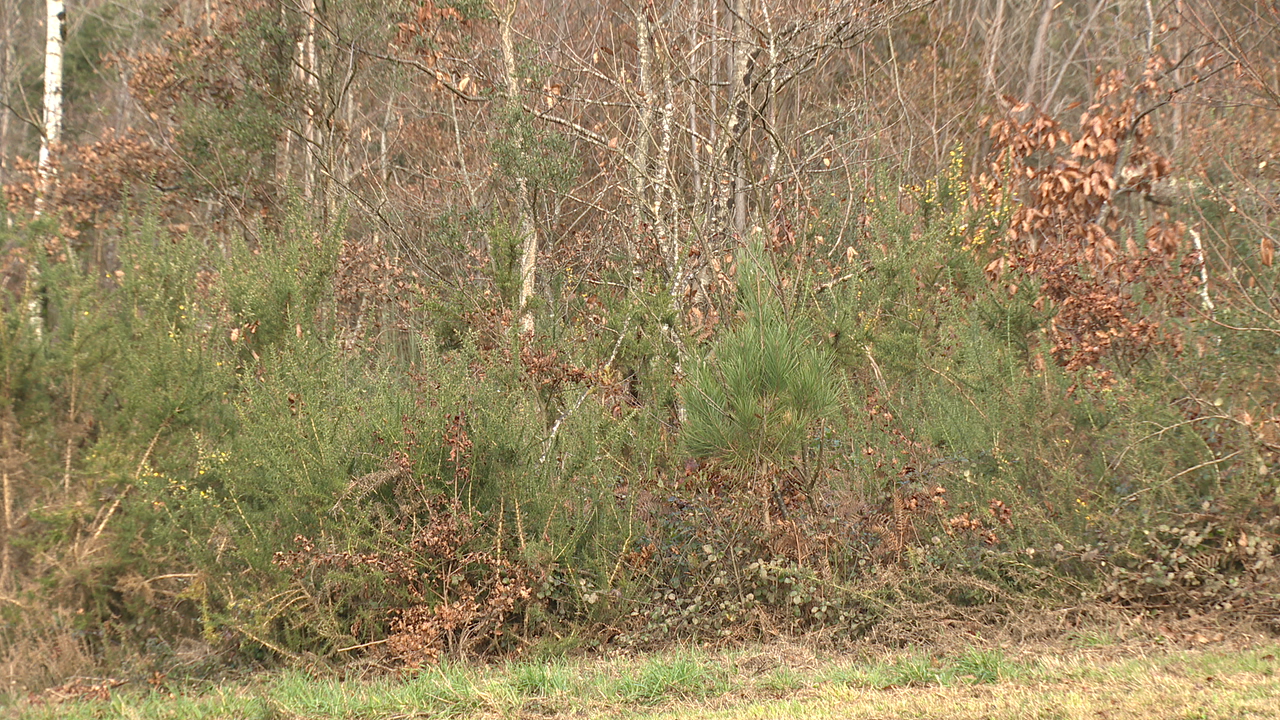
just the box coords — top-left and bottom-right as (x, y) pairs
(301, 0), (319, 206)
(500, 0), (538, 335)
(730, 0), (750, 237)
(27, 0), (63, 342)
(0, 0), (13, 192)
(632, 7), (653, 268)
(35, 0), (64, 215)
(1022, 0), (1055, 105)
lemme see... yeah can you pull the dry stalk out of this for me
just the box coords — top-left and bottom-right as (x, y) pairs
(0, 411), (25, 595)
(1, 470), (11, 593)
(82, 419), (171, 560)
(330, 466), (411, 514)
(1189, 227), (1215, 316)
(63, 349), (77, 495)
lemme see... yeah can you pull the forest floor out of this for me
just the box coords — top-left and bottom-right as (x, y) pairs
(10, 618), (1280, 719)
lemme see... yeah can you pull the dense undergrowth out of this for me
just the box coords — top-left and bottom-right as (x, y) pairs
(2, 139), (1279, 700)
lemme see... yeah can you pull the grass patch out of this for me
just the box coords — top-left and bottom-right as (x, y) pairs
(952, 648), (1014, 684)
(758, 666), (807, 694)
(613, 654), (729, 705)
(11, 639), (1279, 719)
(824, 648), (1021, 690)
(509, 659), (574, 697)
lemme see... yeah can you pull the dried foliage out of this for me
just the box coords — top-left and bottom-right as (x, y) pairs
(277, 492), (535, 667)
(979, 65), (1198, 373)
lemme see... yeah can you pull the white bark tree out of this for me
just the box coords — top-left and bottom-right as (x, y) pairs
(499, 0), (540, 336)
(0, 0), (14, 192)
(27, 0), (64, 342)
(35, 0), (64, 215)
(301, 0), (319, 205)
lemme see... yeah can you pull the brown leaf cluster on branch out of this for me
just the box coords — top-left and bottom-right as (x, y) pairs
(334, 235), (423, 348)
(60, 132), (182, 227)
(124, 29), (241, 118)
(3, 131), (180, 234)
(396, 0), (474, 72)
(978, 64), (1198, 375)
(519, 341), (592, 392)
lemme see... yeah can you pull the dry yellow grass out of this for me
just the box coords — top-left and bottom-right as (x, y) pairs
(635, 644), (1280, 720)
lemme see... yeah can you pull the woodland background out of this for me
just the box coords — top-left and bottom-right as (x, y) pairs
(1, 0), (1279, 697)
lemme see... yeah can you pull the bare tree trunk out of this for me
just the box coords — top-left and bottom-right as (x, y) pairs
(500, 0), (538, 335)
(730, 0), (750, 237)
(1143, 0), (1155, 57)
(450, 95), (476, 207)
(633, 7), (654, 270)
(706, 0), (721, 239)
(687, 3), (702, 211)
(0, 0), (13, 192)
(27, 0), (63, 343)
(1, 470), (11, 593)
(301, 0), (318, 206)
(1043, 0), (1105, 114)
(984, 0), (1006, 95)
(35, 0), (64, 215)
(327, 42), (356, 221)
(379, 95), (392, 186)
(266, 0), (292, 226)
(762, 0), (780, 180)
(1023, 0), (1055, 105)
(1172, 0), (1182, 155)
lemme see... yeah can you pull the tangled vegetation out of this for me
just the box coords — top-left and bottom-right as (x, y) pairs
(1, 0), (1279, 703)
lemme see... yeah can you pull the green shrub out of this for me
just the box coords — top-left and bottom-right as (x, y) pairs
(681, 237), (837, 507)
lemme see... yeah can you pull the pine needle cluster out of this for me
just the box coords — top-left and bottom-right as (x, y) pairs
(681, 241), (837, 472)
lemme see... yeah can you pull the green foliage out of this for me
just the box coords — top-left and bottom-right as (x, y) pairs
(62, 6), (123, 124)
(0, 200), (632, 669)
(4, 139), (1280, 692)
(129, 7), (293, 211)
(490, 106), (578, 199)
(613, 654), (728, 705)
(845, 649), (1017, 689)
(681, 239), (837, 471)
(509, 660), (573, 697)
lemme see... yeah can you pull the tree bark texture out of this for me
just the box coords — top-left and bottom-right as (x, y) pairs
(35, 0), (64, 214)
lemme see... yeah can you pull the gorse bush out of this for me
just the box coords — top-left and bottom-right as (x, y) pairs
(0, 206), (631, 674)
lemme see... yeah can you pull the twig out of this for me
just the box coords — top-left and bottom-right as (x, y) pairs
(355, 47), (484, 103)
(1121, 451), (1243, 503)
(1108, 414), (1235, 472)
(816, 272), (855, 292)
(1207, 318), (1280, 337)
(539, 319), (630, 464)
(235, 623), (304, 661)
(88, 419), (170, 547)
(864, 344), (889, 397)
(922, 364), (989, 422)
(336, 638), (389, 653)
